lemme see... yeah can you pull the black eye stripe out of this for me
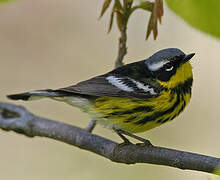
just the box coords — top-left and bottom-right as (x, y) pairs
(164, 63), (171, 68)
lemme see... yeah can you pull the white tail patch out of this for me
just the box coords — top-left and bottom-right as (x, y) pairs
(29, 90), (58, 96)
(27, 90), (60, 100)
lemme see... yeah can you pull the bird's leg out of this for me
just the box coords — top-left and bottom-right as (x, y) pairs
(84, 119), (96, 133)
(114, 128), (131, 145)
(115, 129), (153, 146)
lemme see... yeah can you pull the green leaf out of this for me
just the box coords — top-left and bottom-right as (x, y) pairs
(99, 0), (112, 18)
(155, 0), (163, 24)
(139, 1), (153, 11)
(145, 0), (163, 40)
(0, 0), (13, 3)
(115, 0), (123, 11)
(165, 0), (220, 39)
(146, 12), (158, 40)
(108, 6), (115, 33)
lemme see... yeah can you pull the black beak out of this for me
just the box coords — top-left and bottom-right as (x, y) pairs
(182, 53), (195, 63)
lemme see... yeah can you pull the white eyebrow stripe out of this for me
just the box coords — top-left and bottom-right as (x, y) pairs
(148, 60), (169, 71)
(130, 79), (157, 95)
(106, 76), (134, 92)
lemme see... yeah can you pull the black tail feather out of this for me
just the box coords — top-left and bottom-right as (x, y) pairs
(7, 93), (31, 101)
(7, 89), (73, 101)
(7, 89), (72, 101)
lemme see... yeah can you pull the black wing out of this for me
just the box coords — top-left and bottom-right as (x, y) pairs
(7, 60), (163, 101)
(59, 75), (162, 99)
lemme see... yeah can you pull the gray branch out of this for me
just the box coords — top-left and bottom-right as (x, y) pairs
(0, 102), (220, 174)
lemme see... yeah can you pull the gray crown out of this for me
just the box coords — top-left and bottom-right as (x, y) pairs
(145, 48), (185, 71)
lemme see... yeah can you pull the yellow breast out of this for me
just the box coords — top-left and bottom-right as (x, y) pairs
(92, 87), (191, 133)
(91, 62), (193, 133)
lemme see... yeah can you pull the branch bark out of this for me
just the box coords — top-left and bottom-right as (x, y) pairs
(115, 27), (127, 68)
(1, 102), (220, 174)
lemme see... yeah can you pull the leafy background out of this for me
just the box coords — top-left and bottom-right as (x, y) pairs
(166, 0), (220, 39)
(0, 0), (220, 180)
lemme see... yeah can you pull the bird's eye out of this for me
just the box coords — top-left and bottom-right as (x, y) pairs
(165, 64), (173, 72)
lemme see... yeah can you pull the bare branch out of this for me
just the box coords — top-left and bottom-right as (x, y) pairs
(1, 102), (220, 174)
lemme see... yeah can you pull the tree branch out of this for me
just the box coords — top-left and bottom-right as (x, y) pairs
(1, 102), (220, 174)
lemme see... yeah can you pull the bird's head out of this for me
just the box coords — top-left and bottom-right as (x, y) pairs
(145, 48), (195, 89)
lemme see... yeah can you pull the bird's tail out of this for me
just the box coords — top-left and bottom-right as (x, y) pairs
(7, 89), (70, 101)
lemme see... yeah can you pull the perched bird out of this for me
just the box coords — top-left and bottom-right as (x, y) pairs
(7, 48), (195, 143)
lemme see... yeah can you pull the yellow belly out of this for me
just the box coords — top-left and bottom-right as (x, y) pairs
(92, 91), (191, 133)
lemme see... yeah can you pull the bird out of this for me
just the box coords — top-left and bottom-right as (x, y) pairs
(7, 48), (195, 144)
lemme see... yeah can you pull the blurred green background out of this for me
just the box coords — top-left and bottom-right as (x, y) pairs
(1, 0), (220, 180)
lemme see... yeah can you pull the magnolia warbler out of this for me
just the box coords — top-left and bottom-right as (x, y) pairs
(7, 48), (195, 143)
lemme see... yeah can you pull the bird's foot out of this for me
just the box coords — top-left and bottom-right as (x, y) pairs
(136, 139), (153, 147)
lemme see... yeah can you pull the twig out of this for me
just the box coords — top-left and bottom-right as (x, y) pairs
(115, 27), (127, 68)
(1, 102), (220, 174)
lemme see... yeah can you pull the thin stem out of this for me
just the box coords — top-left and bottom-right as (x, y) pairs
(115, 27), (127, 68)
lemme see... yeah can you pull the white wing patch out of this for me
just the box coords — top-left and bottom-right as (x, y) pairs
(106, 76), (134, 92)
(148, 60), (169, 71)
(106, 75), (157, 95)
(130, 79), (157, 95)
